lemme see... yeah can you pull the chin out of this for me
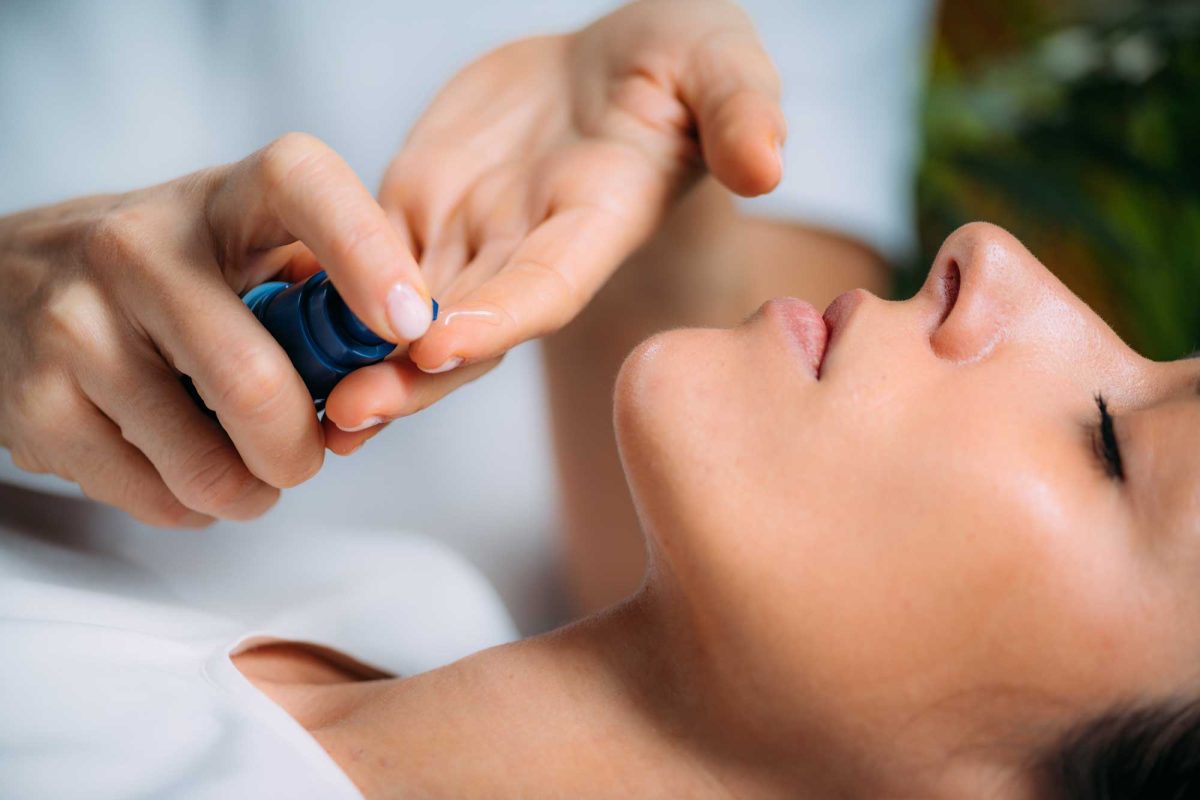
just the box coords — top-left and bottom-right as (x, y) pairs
(613, 327), (754, 561)
(612, 332), (673, 473)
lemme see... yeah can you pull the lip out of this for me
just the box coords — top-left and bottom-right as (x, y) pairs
(822, 289), (865, 360)
(762, 298), (829, 378)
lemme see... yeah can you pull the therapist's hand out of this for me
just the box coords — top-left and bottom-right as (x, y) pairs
(0, 133), (430, 526)
(324, 0), (784, 448)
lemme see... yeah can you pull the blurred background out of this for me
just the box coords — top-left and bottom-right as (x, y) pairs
(905, 0), (1200, 360)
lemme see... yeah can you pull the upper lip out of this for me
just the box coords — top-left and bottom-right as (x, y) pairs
(820, 290), (864, 375)
(763, 298), (828, 378)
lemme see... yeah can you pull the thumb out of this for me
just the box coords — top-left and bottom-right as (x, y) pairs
(678, 28), (786, 197)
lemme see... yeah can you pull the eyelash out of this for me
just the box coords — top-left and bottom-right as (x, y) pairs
(1093, 394), (1125, 482)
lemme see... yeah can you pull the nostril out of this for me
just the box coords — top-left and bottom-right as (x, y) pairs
(937, 259), (961, 328)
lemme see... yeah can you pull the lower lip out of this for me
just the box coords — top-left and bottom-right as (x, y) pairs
(763, 298), (828, 378)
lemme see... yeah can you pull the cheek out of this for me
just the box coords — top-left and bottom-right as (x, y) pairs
(614, 326), (798, 541)
(702, 383), (1168, 723)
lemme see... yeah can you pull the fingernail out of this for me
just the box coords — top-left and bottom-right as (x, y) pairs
(336, 415), (386, 433)
(421, 356), (462, 374)
(386, 283), (433, 341)
(775, 141), (785, 175)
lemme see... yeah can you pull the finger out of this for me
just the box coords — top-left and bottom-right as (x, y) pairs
(460, 164), (535, 255)
(439, 236), (522, 306)
(322, 415), (390, 457)
(385, 205), (422, 260)
(78, 340), (282, 521)
(210, 132), (433, 344)
(136, 269), (326, 491)
(418, 214), (473, 297)
(408, 205), (631, 372)
(56, 400), (214, 529)
(378, 148), (468, 256)
(378, 83), (524, 249)
(449, 169), (534, 293)
(275, 241), (324, 284)
(420, 167), (533, 300)
(323, 356), (502, 451)
(677, 25), (785, 196)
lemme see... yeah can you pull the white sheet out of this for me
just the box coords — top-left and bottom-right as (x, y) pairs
(0, 485), (517, 799)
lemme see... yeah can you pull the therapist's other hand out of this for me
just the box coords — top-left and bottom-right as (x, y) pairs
(324, 0), (783, 447)
(0, 133), (429, 526)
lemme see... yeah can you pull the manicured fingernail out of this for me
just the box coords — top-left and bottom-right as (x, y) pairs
(421, 356), (462, 374)
(336, 415), (386, 433)
(386, 283), (433, 341)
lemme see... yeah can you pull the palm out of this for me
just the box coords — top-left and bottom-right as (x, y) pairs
(379, 34), (702, 366)
(323, 0), (781, 441)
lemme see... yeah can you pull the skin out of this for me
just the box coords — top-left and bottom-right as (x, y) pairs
(0, 0), (787, 532)
(0, 133), (430, 526)
(316, 0), (864, 611)
(544, 178), (888, 613)
(321, 0), (786, 446)
(237, 222), (1200, 798)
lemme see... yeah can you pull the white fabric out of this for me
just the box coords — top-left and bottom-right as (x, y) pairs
(0, 0), (933, 635)
(0, 484), (518, 799)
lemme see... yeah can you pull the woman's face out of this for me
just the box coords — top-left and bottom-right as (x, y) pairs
(615, 223), (1200, 770)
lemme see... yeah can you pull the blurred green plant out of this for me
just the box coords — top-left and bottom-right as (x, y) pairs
(904, 1), (1200, 360)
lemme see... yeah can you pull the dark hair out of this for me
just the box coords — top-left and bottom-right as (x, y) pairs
(1039, 700), (1200, 799)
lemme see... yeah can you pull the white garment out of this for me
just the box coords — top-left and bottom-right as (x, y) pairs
(0, 484), (518, 799)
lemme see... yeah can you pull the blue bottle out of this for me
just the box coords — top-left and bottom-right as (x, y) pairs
(188, 271), (436, 413)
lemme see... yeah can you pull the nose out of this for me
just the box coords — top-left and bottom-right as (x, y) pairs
(923, 222), (1055, 363)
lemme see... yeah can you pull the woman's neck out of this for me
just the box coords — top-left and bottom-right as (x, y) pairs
(298, 593), (804, 800)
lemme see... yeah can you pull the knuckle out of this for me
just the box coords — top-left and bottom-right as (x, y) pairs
(175, 444), (259, 514)
(331, 218), (389, 268)
(83, 209), (149, 269)
(9, 445), (49, 475)
(114, 472), (188, 528)
(258, 132), (331, 195)
(143, 495), (197, 528)
(276, 446), (323, 489)
(139, 503), (183, 528)
(509, 260), (580, 337)
(211, 343), (293, 419)
(13, 372), (79, 440)
(42, 282), (114, 355)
